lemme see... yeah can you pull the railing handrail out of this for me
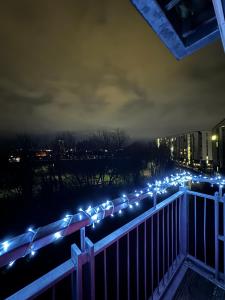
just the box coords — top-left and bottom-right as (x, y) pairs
(6, 259), (75, 300)
(94, 190), (184, 255)
(4, 181), (225, 300)
(0, 172), (193, 268)
(6, 190), (184, 300)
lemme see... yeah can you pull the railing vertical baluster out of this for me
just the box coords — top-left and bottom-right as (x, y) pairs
(71, 244), (83, 300)
(172, 201), (174, 268)
(167, 204), (170, 278)
(52, 286), (55, 300)
(144, 221), (147, 300)
(157, 212), (159, 294)
(151, 216), (154, 298)
(85, 238), (95, 300)
(194, 195), (197, 258)
(223, 193), (225, 283)
(175, 198), (178, 262)
(214, 192), (219, 280)
(162, 208), (165, 286)
(154, 191), (157, 208)
(80, 227), (86, 252)
(136, 227), (139, 300)
(117, 240), (119, 300)
(127, 232), (130, 300)
(179, 187), (188, 257)
(104, 249), (107, 300)
(204, 198), (207, 264)
(223, 194), (225, 284)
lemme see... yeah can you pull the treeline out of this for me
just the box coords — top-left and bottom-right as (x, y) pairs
(0, 130), (173, 202)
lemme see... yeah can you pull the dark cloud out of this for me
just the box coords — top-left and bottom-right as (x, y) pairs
(0, 0), (224, 138)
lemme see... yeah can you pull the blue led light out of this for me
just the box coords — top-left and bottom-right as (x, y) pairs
(8, 261), (15, 267)
(54, 232), (62, 240)
(2, 241), (10, 252)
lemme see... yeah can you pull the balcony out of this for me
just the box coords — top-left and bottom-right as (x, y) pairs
(1, 174), (225, 299)
(131, 0), (225, 59)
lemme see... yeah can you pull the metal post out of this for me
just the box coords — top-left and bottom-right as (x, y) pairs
(104, 249), (107, 300)
(80, 227), (86, 252)
(153, 191), (157, 208)
(127, 233), (130, 300)
(117, 240), (120, 300)
(71, 243), (83, 300)
(222, 193), (225, 284)
(85, 238), (95, 300)
(136, 227), (139, 300)
(219, 185), (223, 198)
(179, 187), (188, 257)
(144, 221), (147, 300)
(204, 198), (207, 264)
(214, 192), (219, 281)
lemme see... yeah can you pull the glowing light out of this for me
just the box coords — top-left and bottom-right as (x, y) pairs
(212, 135), (218, 141)
(28, 227), (35, 233)
(31, 250), (36, 256)
(54, 232), (62, 240)
(135, 202), (139, 206)
(2, 241), (10, 252)
(119, 210), (122, 214)
(86, 206), (92, 213)
(129, 204), (133, 209)
(63, 214), (72, 222)
(91, 214), (98, 222)
(8, 261), (15, 267)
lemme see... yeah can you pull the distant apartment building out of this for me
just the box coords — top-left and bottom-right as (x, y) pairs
(212, 118), (225, 172)
(156, 130), (213, 169)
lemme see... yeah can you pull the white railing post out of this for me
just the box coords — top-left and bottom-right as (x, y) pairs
(80, 227), (86, 252)
(85, 237), (95, 300)
(179, 186), (189, 257)
(223, 193), (225, 284)
(153, 191), (157, 208)
(71, 243), (83, 300)
(214, 191), (219, 281)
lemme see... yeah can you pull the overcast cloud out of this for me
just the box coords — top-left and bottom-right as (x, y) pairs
(0, 0), (224, 138)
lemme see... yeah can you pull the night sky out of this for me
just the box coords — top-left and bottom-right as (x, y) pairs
(0, 1), (225, 139)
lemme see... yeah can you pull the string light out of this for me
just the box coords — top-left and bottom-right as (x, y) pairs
(2, 241), (10, 252)
(8, 261), (15, 268)
(54, 232), (62, 240)
(1, 171), (225, 269)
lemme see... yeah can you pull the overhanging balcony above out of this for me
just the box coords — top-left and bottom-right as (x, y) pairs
(131, 0), (224, 59)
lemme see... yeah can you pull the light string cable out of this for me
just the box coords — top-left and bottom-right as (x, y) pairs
(23, 226), (41, 258)
(62, 214), (74, 236)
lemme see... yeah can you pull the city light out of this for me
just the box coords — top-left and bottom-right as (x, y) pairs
(212, 135), (218, 141)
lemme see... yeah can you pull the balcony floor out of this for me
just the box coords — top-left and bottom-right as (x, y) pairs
(173, 268), (225, 300)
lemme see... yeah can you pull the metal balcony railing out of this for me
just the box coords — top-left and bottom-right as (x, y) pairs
(2, 175), (225, 300)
